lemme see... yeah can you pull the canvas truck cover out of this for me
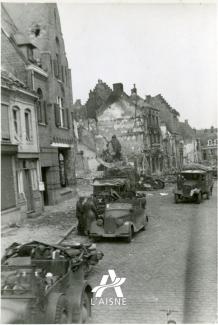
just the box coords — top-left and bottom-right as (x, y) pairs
(182, 163), (212, 172)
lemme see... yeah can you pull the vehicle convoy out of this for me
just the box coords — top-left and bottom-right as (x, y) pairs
(173, 163), (213, 204)
(1, 240), (103, 324)
(76, 166), (148, 242)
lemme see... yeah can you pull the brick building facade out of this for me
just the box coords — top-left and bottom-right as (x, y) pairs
(3, 3), (76, 206)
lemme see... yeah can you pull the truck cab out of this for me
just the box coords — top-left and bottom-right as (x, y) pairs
(174, 164), (213, 204)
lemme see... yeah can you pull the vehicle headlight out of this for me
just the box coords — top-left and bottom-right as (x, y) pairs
(116, 218), (124, 226)
(97, 218), (104, 226)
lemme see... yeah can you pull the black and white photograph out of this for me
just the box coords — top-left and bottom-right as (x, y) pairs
(1, 0), (217, 323)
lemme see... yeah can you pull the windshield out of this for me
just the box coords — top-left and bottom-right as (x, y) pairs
(93, 185), (123, 195)
(180, 173), (201, 181)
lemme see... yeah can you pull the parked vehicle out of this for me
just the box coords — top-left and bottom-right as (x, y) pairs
(1, 240), (103, 324)
(89, 178), (148, 242)
(138, 175), (165, 190)
(173, 164), (213, 204)
(76, 175), (148, 242)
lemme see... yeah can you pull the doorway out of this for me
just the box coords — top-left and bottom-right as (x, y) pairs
(23, 169), (34, 212)
(41, 167), (49, 205)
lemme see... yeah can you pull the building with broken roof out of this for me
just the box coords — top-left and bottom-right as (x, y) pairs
(82, 81), (163, 175)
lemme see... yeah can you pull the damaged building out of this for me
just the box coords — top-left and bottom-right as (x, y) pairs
(76, 80), (163, 175)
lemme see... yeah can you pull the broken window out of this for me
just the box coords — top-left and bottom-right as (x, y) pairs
(31, 24), (41, 37)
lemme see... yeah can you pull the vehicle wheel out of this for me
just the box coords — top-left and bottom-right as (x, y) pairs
(174, 194), (179, 204)
(54, 295), (69, 324)
(196, 192), (202, 204)
(127, 226), (134, 243)
(79, 291), (91, 324)
(142, 216), (148, 231)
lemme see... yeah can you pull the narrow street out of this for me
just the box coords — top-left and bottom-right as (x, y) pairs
(1, 181), (217, 323)
(88, 182), (217, 323)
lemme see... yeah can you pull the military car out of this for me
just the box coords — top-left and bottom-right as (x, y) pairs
(76, 175), (148, 242)
(1, 240), (103, 324)
(173, 164), (213, 203)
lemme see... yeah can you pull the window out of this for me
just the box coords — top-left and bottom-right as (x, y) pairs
(37, 88), (47, 125)
(58, 152), (67, 187)
(208, 139), (212, 146)
(27, 47), (34, 62)
(1, 104), (10, 140)
(57, 96), (64, 127)
(25, 109), (32, 141)
(54, 37), (61, 79)
(12, 106), (20, 139)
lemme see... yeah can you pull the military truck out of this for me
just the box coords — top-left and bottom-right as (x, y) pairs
(173, 163), (213, 203)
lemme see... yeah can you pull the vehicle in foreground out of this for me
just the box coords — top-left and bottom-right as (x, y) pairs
(1, 240), (103, 324)
(173, 164), (213, 204)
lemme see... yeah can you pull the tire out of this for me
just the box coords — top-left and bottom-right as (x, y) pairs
(126, 226), (134, 243)
(196, 192), (202, 204)
(54, 295), (70, 324)
(142, 216), (148, 231)
(174, 194), (179, 204)
(78, 291), (91, 324)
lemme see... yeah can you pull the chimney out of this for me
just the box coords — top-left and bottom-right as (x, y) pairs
(113, 83), (123, 96)
(185, 119), (188, 125)
(131, 84), (137, 95)
(146, 95), (151, 103)
(98, 79), (102, 84)
(211, 126), (214, 133)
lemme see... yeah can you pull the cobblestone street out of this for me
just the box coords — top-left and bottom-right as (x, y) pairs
(1, 182), (217, 323)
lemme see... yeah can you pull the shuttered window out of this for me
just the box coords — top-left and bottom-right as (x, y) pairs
(66, 108), (70, 128)
(1, 104), (10, 140)
(43, 101), (48, 124)
(54, 103), (61, 127)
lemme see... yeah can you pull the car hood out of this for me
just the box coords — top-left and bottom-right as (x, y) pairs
(106, 202), (132, 210)
(105, 203), (133, 217)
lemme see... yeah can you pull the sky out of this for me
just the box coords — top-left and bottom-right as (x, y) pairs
(58, 2), (217, 129)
